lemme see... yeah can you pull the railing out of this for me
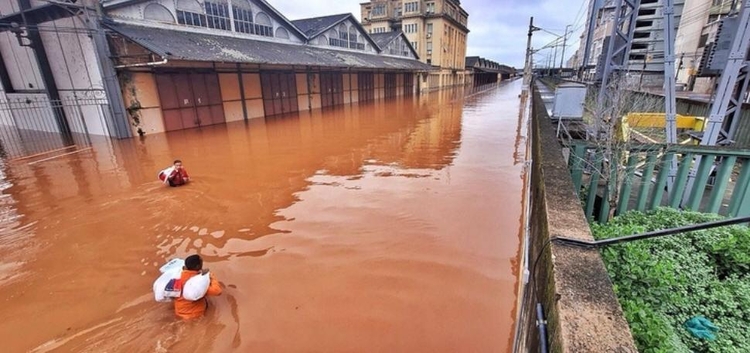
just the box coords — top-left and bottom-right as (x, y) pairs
(568, 141), (750, 222)
(0, 96), (99, 160)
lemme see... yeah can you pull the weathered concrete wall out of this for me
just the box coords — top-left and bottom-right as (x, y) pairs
(120, 71), (164, 136)
(515, 85), (637, 353)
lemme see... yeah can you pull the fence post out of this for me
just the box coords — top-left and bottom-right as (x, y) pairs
(585, 150), (603, 221)
(686, 154), (717, 211)
(650, 152), (674, 210)
(569, 144), (587, 194)
(728, 159), (750, 216)
(617, 153), (639, 215)
(706, 156), (737, 214)
(636, 152), (659, 211)
(670, 153), (694, 208)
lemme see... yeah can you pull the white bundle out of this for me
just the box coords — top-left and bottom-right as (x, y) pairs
(182, 272), (211, 301)
(153, 258), (184, 302)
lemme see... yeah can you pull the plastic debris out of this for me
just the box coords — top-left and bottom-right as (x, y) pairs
(684, 316), (719, 341)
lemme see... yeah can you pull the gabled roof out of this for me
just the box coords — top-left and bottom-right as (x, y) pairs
(465, 56), (514, 73)
(106, 22), (433, 71)
(290, 13), (380, 50)
(369, 32), (401, 49)
(254, 0), (308, 40)
(369, 31), (419, 59)
(102, 0), (307, 40)
(291, 13), (350, 38)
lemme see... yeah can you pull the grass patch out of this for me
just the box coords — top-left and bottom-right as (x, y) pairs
(591, 208), (750, 353)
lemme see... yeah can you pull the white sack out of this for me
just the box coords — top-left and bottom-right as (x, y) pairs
(182, 272), (211, 301)
(153, 258), (184, 302)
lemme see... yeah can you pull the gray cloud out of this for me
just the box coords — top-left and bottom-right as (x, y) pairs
(271, 0), (588, 67)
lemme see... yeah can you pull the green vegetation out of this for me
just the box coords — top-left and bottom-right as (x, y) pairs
(591, 208), (750, 353)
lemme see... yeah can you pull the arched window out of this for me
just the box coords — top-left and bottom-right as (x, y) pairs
(348, 26), (361, 50)
(176, 0), (206, 27)
(275, 27), (289, 39)
(318, 35), (328, 45)
(204, 0), (230, 30)
(233, 0), (254, 34)
(255, 12), (273, 37)
(327, 29), (337, 46)
(144, 3), (175, 23)
(337, 23), (348, 47)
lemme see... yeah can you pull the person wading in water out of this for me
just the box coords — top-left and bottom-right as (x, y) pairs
(158, 159), (190, 187)
(174, 255), (222, 320)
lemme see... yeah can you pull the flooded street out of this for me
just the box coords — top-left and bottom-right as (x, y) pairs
(0, 79), (527, 352)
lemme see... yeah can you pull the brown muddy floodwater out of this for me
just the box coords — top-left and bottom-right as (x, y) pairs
(0, 79), (527, 353)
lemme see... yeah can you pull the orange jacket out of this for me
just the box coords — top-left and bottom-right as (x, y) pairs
(174, 270), (222, 320)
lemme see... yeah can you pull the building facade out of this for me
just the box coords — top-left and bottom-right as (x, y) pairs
(674, 0), (740, 94)
(360, 0), (469, 91)
(574, 0), (685, 89)
(573, 0), (739, 94)
(0, 0), (430, 154)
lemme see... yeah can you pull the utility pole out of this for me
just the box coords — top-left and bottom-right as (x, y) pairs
(560, 24), (571, 72)
(549, 52), (554, 75)
(552, 41), (558, 76)
(523, 17), (540, 92)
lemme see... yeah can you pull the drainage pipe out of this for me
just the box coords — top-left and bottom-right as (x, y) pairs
(114, 56), (168, 69)
(536, 303), (548, 353)
(553, 215), (750, 248)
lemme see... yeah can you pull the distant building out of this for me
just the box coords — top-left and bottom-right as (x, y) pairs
(360, 0), (469, 91)
(0, 0), (431, 146)
(464, 56), (514, 87)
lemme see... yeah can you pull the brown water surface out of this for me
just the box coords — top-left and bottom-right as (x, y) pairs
(0, 80), (526, 352)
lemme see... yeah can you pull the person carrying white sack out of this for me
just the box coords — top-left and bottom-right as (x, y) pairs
(158, 159), (190, 187)
(171, 254), (222, 320)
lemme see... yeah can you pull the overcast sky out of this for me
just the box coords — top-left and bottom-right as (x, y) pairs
(272, 0), (589, 68)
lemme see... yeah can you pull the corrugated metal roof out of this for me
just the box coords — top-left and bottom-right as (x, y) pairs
(107, 22), (433, 71)
(291, 13), (350, 38)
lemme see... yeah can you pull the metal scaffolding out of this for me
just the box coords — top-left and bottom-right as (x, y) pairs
(683, 0), (750, 205)
(594, 0), (642, 139)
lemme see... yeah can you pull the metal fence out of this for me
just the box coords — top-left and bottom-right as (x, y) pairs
(0, 95), (104, 160)
(568, 142), (750, 222)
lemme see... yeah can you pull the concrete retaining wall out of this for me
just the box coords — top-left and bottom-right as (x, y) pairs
(514, 85), (638, 352)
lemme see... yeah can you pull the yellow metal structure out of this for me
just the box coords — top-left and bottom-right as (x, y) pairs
(618, 113), (705, 143)
(624, 113), (705, 129)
